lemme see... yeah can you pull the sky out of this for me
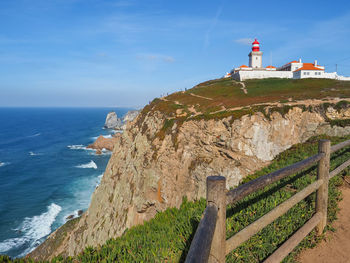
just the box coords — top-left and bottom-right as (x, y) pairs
(1, 0), (350, 107)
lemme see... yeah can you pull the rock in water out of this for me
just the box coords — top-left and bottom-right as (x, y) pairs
(87, 135), (120, 152)
(77, 210), (83, 216)
(104, 112), (122, 129)
(66, 214), (74, 220)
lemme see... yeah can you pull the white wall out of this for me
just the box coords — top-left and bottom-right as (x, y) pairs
(290, 63), (303, 71)
(337, 75), (350, 81)
(323, 72), (338, 79)
(233, 70), (293, 81)
(294, 70), (325, 79)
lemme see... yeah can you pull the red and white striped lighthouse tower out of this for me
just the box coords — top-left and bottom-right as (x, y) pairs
(249, 38), (263, 68)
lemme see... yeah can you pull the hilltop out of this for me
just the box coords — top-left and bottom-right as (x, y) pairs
(142, 78), (350, 120)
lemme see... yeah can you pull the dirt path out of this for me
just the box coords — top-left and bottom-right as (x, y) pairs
(298, 182), (350, 263)
(188, 93), (213, 100)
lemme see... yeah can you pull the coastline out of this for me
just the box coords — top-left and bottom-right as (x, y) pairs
(0, 108), (131, 258)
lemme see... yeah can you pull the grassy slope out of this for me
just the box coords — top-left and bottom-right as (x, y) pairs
(2, 134), (350, 263)
(144, 78), (350, 120)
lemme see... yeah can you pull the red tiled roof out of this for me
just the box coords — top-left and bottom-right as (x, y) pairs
(240, 65), (249, 68)
(266, 65), (276, 68)
(288, 60), (299, 64)
(294, 63), (324, 72)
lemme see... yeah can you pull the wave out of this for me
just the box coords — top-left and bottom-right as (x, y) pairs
(29, 151), (41, 156)
(63, 209), (83, 222)
(27, 133), (41, 138)
(87, 148), (112, 156)
(0, 162), (9, 167)
(0, 203), (62, 256)
(67, 145), (95, 151)
(95, 174), (104, 188)
(75, 160), (97, 169)
(91, 134), (113, 141)
(67, 144), (86, 150)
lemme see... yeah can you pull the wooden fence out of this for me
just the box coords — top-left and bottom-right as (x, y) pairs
(185, 139), (350, 263)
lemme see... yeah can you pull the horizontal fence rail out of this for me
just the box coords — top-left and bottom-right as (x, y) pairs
(185, 138), (350, 263)
(226, 153), (324, 205)
(330, 139), (350, 153)
(263, 212), (322, 263)
(225, 179), (323, 254)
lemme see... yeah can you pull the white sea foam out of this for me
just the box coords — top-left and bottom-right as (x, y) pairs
(75, 160), (97, 169)
(29, 151), (41, 156)
(95, 174), (104, 188)
(67, 144), (86, 150)
(0, 162), (9, 167)
(91, 134), (113, 140)
(67, 144), (95, 152)
(88, 148), (112, 156)
(63, 209), (83, 222)
(0, 203), (62, 255)
(27, 133), (41, 138)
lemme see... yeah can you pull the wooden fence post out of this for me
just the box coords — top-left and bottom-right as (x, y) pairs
(207, 176), (226, 263)
(315, 139), (330, 235)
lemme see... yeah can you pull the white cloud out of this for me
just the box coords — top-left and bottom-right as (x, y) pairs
(203, 3), (224, 50)
(234, 38), (254, 45)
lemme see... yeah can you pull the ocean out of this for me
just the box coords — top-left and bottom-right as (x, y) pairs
(0, 107), (131, 258)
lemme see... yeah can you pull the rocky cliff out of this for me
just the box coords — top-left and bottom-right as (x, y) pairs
(29, 97), (350, 260)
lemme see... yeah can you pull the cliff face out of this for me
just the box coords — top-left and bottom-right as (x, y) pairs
(30, 101), (350, 259)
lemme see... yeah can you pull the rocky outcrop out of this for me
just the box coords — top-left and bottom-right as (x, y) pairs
(87, 135), (121, 153)
(31, 101), (350, 260)
(104, 110), (140, 130)
(104, 112), (122, 129)
(123, 110), (140, 123)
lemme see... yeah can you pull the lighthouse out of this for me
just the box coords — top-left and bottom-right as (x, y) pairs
(248, 39), (263, 68)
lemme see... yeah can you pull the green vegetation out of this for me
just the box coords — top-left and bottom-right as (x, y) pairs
(142, 78), (350, 119)
(135, 78), (350, 140)
(2, 135), (350, 263)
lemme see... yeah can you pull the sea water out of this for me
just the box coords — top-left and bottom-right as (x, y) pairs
(0, 107), (131, 258)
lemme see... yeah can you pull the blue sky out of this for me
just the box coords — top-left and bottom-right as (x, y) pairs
(1, 0), (350, 107)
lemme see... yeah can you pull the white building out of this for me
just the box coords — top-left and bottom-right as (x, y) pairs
(231, 39), (350, 81)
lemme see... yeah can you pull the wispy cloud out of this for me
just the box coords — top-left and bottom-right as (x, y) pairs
(234, 38), (254, 45)
(203, 3), (224, 50)
(136, 53), (175, 63)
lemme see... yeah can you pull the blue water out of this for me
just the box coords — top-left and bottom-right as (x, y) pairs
(0, 108), (131, 258)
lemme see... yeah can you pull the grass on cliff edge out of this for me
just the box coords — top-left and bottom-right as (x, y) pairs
(140, 78), (350, 120)
(2, 135), (350, 263)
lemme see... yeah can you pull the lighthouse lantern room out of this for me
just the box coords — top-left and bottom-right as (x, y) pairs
(248, 39), (263, 68)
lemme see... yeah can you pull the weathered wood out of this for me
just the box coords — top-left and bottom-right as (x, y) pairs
(263, 212), (322, 263)
(225, 179), (323, 255)
(207, 176), (226, 263)
(226, 153), (323, 205)
(330, 139), (350, 153)
(185, 204), (218, 263)
(330, 158), (350, 179)
(316, 139), (330, 235)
